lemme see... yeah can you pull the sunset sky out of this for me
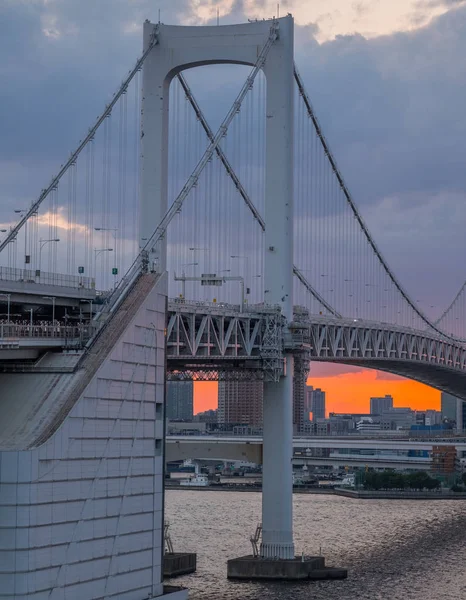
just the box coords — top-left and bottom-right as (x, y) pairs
(194, 366), (441, 416)
(1, 1), (465, 414)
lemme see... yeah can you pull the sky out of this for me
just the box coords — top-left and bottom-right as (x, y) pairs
(2, 0), (466, 413)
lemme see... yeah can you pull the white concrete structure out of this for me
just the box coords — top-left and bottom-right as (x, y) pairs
(140, 16), (296, 560)
(0, 273), (183, 599)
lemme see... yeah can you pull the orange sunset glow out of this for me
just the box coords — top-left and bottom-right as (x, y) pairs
(193, 366), (441, 416)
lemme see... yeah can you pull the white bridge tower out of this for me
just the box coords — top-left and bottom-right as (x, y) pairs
(140, 16), (296, 560)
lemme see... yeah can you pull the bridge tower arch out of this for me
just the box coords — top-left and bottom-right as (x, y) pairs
(141, 17), (296, 560)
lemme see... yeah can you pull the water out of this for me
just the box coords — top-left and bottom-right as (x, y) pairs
(165, 490), (466, 599)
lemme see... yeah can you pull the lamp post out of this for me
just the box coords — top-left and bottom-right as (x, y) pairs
(189, 247), (209, 268)
(38, 238), (60, 274)
(80, 299), (94, 323)
(95, 228), (119, 288)
(231, 255), (250, 299)
(0, 293), (11, 324)
(189, 248), (210, 299)
(14, 209), (29, 272)
(180, 262), (198, 298)
(94, 248), (113, 284)
(42, 296), (56, 325)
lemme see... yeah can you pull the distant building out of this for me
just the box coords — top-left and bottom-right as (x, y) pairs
(166, 381), (194, 421)
(304, 385), (313, 421)
(431, 445), (458, 475)
(441, 392), (460, 421)
(167, 421), (206, 435)
(218, 381), (263, 426)
(425, 410), (442, 427)
(456, 399), (466, 433)
(193, 408), (218, 423)
(440, 393), (466, 433)
(356, 417), (381, 433)
(310, 388), (326, 421)
(380, 407), (415, 430)
(370, 394), (393, 415)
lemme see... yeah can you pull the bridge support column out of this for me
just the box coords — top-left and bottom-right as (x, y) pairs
(261, 356), (295, 559)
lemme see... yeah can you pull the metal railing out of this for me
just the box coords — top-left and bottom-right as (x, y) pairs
(0, 323), (95, 341)
(0, 266), (95, 290)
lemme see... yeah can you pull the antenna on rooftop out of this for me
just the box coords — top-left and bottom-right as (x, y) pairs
(277, 3), (280, 18)
(217, 8), (220, 26)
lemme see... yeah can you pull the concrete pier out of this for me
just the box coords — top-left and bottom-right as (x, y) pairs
(227, 555), (347, 581)
(164, 553), (197, 577)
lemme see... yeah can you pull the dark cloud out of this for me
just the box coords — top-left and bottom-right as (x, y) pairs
(375, 372), (408, 382)
(1, 1), (466, 313)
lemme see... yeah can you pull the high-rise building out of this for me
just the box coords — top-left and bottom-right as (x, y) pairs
(218, 381), (263, 425)
(441, 392), (459, 421)
(440, 392), (466, 432)
(456, 398), (466, 433)
(166, 381), (194, 421)
(370, 394), (393, 415)
(304, 385), (313, 421)
(310, 388), (326, 421)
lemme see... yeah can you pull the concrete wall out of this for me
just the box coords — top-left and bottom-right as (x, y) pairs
(0, 274), (172, 599)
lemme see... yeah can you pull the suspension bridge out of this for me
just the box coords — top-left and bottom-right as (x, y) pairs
(0, 15), (464, 598)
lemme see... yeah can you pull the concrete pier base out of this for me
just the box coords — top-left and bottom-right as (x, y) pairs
(164, 553), (197, 577)
(227, 555), (347, 581)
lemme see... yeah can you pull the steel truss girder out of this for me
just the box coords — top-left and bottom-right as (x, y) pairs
(166, 303), (466, 384)
(299, 322), (466, 371)
(167, 369), (265, 382)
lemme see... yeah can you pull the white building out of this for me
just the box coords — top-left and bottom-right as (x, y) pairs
(356, 417), (382, 433)
(0, 274), (186, 599)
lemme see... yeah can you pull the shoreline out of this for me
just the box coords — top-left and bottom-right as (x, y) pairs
(165, 484), (466, 499)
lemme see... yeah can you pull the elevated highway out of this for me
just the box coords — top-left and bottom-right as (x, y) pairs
(166, 434), (466, 468)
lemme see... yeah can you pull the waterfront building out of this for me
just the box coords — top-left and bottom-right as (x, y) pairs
(370, 394), (393, 415)
(166, 380), (194, 421)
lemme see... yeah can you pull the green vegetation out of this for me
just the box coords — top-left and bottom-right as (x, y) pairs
(362, 470), (441, 491)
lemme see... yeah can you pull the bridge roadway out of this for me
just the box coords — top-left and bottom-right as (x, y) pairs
(166, 300), (466, 398)
(1, 298), (466, 399)
(166, 434), (466, 466)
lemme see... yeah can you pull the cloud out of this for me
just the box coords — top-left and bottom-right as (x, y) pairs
(1, 0), (466, 313)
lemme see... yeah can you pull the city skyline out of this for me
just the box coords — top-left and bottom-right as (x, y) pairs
(193, 368), (441, 416)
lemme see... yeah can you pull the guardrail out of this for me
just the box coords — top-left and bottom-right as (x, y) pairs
(0, 323), (94, 340)
(0, 266), (95, 290)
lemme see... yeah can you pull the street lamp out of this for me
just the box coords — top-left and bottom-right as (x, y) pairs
(95, 229), (119, 286)
(42, 296), (56, 325)
(189, 247), (209, 267)
(15, 209), (30, 270)
(95, 227), (118, 240)
(94, 248), (113, 281)
(0, 293), (11, 324)
(38, 238), (60, 273)
(80, 299), (94, 321)
(231, 255), (250, 294)
(179, 262), (198, 298)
